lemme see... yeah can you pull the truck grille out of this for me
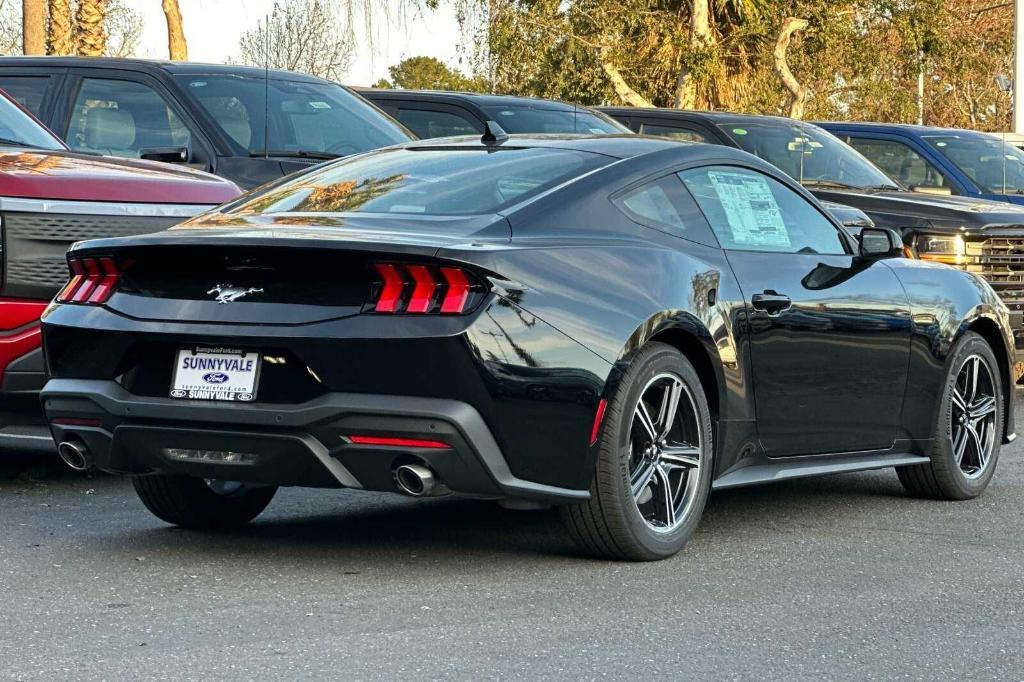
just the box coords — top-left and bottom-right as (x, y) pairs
(965, 237), (1024, 302)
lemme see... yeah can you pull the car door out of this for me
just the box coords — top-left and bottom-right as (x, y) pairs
(679, 164), (911, 456)
(57, 69), (215, 171)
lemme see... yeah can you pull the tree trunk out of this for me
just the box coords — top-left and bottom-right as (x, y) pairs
(22, 0), (46, 55)
(162, 0), (187, 61)
(674, 0), (713, 109)
(773, 17), (809, 119)
(75, 0), (107, 57)
(598, 48), (652, 107)
(47, 0), (74, 55)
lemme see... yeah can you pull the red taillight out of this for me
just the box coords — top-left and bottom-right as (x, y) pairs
(369, 263), (480, 315)
(346, 435), (450, 449)
(56, 256), (124, 305)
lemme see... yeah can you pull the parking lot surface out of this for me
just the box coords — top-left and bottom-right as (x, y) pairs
(2, 399), (1024, 681)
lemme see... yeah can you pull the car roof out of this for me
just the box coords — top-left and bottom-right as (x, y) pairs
(399, 132), (763, 163)
(360, 88), (595, 111)
(598, 107), (820, 128)
(0, 56), (330, 84)
(815, 121), (997, 138)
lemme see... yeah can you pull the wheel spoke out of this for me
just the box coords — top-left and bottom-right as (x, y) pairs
(952, 388), (968, 414)
(965, 422), (985, 469)
(952, 425), (969, 465)
(968, 396), (996, 421)
(655, 464), (677, 528)
(966, 357), (980, 403)
(657, 379), (683, 440)
(660, 444), (700, 469)
(634, 401), (658, 442)
(630, 459), (657, 501)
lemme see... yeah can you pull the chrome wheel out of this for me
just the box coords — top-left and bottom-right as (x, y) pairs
(628, 372), (703, 533)
(951, 355), (998, 479)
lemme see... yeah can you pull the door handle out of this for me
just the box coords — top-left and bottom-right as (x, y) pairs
(751, 290), (792, 315)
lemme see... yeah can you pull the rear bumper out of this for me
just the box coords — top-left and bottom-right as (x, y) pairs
(41, 378), (590, 504)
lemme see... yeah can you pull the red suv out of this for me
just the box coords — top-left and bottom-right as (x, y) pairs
(0, 89), (240, 451)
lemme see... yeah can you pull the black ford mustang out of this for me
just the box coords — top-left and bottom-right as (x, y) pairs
(40, 134), (1016, 561)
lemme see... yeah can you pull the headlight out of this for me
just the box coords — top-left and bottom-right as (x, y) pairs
(915, 234), (966, 266)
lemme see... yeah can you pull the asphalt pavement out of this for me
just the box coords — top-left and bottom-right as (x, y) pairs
(2, 399), (1024, 681)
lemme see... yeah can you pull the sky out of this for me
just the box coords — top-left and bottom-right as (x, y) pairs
(124, 0), (465, 86)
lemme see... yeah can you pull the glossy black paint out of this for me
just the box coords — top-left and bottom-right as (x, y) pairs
(40, 136), (1017, 500)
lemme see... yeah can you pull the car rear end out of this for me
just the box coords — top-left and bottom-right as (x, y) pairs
(39, 142), (620, 502)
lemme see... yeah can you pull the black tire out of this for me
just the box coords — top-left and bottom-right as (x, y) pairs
(132, 474), (277, 529)
(897, 331), (1003, 500)
(561, 342), (714, 561)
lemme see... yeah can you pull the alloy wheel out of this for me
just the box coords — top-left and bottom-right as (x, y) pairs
(204, 479), (245, 496)
(627, 372), (703, 533)
(951, 355), (998, 479)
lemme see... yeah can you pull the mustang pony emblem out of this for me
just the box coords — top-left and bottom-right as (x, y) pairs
(207, 284), (263, 304)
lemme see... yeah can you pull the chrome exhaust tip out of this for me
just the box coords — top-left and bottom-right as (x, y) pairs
(394, 463), (436, 497)
(57, 440), (92, 472)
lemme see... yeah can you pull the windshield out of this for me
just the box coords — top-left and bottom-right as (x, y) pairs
(175, 75), (410, 158)
(720, 122), (899, 190)
(0, 93), (65, 151)
(480, 105), (630, 135)
(225, 147), (611, 217)
(926, 135), (1024, 194)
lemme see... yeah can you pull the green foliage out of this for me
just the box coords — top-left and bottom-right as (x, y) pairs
(459, 0), (1016, 130)
(375, 55), (488, 92)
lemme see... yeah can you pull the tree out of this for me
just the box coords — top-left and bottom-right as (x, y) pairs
(21, 0), (43, 54)
(373, 55), (487, 91)
(236, 0), (354, 81)
(162, 0), (186, 60)
(46, 0), (73, 55)
(103, 0), (139, 57)
(74, 0), (105, 56)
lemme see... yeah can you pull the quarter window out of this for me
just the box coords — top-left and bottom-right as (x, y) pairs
(639, 123), (712, 144)
(680, 166), (847, 255)
(67, 78), (191, 158)
(0, 76), (51, 116)
(613, 174), (717, 246)
(845, 137), (953, 192)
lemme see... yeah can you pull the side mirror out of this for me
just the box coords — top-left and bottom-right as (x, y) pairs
(911, 185), (952, 196)
(139, 145), (189, 164)
(858, 226), (904, 258)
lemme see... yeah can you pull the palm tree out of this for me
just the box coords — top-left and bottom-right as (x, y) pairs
(75, 0), (107, 56)
(22, 0), (46, 54)
(162, 0), (187, 60)
(47, 0), (74, 55)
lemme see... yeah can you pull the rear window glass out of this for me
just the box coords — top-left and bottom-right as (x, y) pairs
(479, 106), (629, 135)
(226, 147), (610, 216)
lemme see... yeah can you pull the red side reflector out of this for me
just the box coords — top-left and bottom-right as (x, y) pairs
(405, 264), (437, 313)
(347, 435), (450, 449)
(52, 417), (102, 427)
(589, 399), (608, 446)
(439, 267), (470, 313)
(374, 263), (405, 313)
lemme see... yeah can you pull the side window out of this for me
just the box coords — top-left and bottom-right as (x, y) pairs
(395, 108), (480, 139)
(613, 174), (718, 247)
(67, 78), (191, 157)
(0, 76), (51, 116)
(640, 122), (713, 144)
(680, 166), (847, 255)
(846, 137), (953, 192)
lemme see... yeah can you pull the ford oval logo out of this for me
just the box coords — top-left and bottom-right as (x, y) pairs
(203, 372), (230, 384)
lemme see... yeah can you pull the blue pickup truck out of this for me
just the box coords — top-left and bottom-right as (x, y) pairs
(818, 122), (1024, 206)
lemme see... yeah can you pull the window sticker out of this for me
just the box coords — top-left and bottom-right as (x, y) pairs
(707, 170), (791, 248)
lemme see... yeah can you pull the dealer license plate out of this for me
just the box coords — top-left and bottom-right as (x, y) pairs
(170, 347), (260, 402)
